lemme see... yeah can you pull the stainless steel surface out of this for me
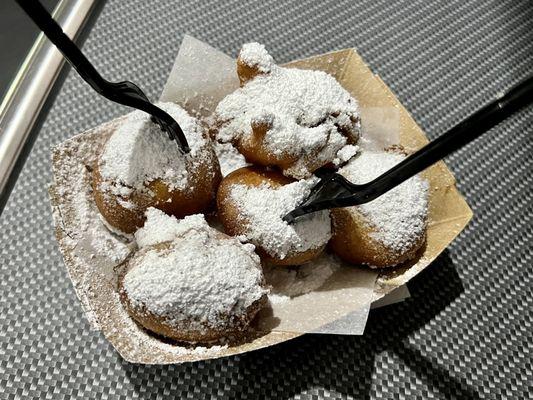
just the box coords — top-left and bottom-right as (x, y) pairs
(0, 0), (58, 97)
(0, 0), (96, 197)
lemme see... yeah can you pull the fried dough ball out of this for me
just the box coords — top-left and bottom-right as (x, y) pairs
(217, 166), (331, 265)
(119, 209), (268, 344)
(213, 43), (360, 179)
(93, 102), (221, 234)
(330, 151), (429, 268)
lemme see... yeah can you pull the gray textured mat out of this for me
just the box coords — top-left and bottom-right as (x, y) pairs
(1, 0), (532, 398)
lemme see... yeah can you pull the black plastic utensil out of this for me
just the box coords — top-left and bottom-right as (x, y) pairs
(284, 75), (533, 223)
(16, 0), (190, 153)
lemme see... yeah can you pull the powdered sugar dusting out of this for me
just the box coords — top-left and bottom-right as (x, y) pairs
(123, 211), (267, 331)
(268, 293), (290, 304)
(50, 123), (136, 328)
(239, 42), (274, 73)
(51, 122), (244, 360)
(214, 141), (250, 177)
(333, 144), (359, 166)
(229, 178), (331, 259)
(339, 151), (429, 252)
(51, 126), (134, 264)
(89, 223), (132, 263)
(137, 340), (228, 357)
(134, 208), (207, 248)
(99, 102), (207, 196)
(264, 253), (340, 298)
(216, 44), (360, 178)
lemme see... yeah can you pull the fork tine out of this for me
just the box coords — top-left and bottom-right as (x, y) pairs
(283, 172), (355, 223)
(114, 82), (190, 152)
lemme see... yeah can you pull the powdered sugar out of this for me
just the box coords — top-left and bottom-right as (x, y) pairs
(264, 253), (340, 298)
(268, 293), (290, 304)
(214, 141), (249, 177)
(50, 122), (136, 328)
(216, 43), (360, 179)
(50, 121), (252, 360)
(134, 208), (207, 248)
(123, 211), (267, 331)
(228, 178), (331, 259)
(333, 144), (359, 166)
(239, 42), (274, 73)
(51, 125), (135, 264)
(339, 151), (429, 252)
(134, 339), (228, 357)
(99, 102), (207, 197)
(89, 223), (132, 263)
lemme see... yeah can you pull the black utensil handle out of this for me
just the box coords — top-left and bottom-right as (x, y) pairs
(16, 0), (190, 152)
(16, 0), (107, 91)
(355, 75), (533, 204)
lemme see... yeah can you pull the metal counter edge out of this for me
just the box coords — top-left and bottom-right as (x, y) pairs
(0, 0), (97, 198)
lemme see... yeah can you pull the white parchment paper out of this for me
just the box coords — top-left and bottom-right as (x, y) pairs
(160, 35), (240, 118)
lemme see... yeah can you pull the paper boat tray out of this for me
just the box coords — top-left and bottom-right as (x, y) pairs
(50, 48), (472, 364)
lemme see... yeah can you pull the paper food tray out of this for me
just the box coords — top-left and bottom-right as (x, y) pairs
(49, 39), (472, 364)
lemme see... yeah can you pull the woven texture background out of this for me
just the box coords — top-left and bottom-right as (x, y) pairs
(1, 0), (532, 398)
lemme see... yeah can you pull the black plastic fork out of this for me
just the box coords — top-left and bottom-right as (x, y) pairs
(16, 0), (190, 153)
(284, 74), (533, 223)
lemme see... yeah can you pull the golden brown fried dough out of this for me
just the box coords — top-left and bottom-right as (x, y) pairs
(93, 102), (221, 234)
(214, 43), (360, 179)
(329, 151), (429, 268)
(217, 166), (331, 265)
(119, 212), (268, 344)
(330, 207), (426, 268)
